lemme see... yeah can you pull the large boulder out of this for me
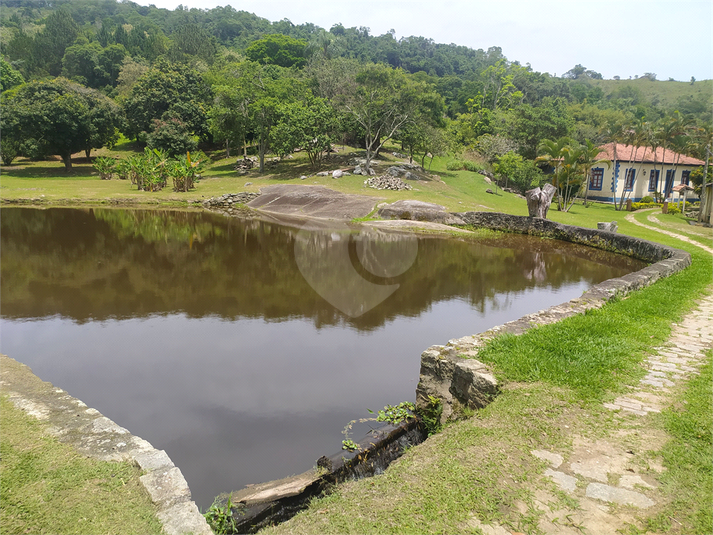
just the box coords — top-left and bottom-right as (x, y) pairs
(377, 200), (465, 225)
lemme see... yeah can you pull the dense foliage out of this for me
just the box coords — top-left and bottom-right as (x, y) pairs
(1, 0), (710, 197)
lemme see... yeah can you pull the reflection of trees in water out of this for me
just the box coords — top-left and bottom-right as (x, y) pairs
(0, 208), (645, 330)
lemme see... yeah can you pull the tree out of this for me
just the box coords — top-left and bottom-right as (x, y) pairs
(271, 96), (337, 169)
(2, 78), (122, 170)
(245, 34), (308, 68)
(493, 151), (544, 194)
(208, 84), (250, 158)
(341, 63), (419, 172)
(496, 97), (573, 159)
(146, 117), (198, 157)
(536, 137), (581, 212)
(123, 61), (211, 142)
(0, 58), (24, 93)
(31, 7), (79, 76)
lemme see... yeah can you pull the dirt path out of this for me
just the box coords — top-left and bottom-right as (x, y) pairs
(625, 210), (713, 255)
(470, 291), (713, 535)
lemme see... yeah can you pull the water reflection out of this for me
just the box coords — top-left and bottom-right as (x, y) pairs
(0, 207), (645, 508)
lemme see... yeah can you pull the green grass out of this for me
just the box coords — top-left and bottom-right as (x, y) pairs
(476, 246), (712, 400)
(590, 78), (713, 108)
(645, 352), (713, 534)
(0, 396), (162, 534)
(262, 383), (587, 535)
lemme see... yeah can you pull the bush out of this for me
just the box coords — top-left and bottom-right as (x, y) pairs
(493, 151), (544, 194)
(93, 157), (116, 180)
(666, 204), (681, 215)
(631, 202), (662, 211)
(146, 117), (198, 158)
(446, 159), (482, 173)
(640, 196), (654, 204)
(0, 137), (20, 166)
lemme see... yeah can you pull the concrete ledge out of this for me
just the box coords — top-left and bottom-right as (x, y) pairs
(416, 212), (692, 419)
(0, 355), (212, 535)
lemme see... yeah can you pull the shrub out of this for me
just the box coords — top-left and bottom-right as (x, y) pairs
(146, 117), (198, 158)
(666, 204), (680, 215)
(631, 202), (662, 211)
(640, 195), (654, 204)
(93, 157), (116, 180)
(493, 151), (544, 194)
(446, 159), (466, 171)
(0, 137), (20, 166)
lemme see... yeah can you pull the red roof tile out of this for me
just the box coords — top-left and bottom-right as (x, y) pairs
(596, 143), (705, 166)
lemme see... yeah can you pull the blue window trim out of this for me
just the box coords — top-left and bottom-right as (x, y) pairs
(589, 167), (604, 191)
(665, 169), (676, 196)
(648, 169), (659, 192)
(624, 168), (635, 191)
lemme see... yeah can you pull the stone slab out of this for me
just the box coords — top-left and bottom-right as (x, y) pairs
(544, 469), (577, 493)
(531, 450), (564, 468)
(585, 483), (654, 508)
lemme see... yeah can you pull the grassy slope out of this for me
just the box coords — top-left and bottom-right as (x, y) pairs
(590, 77), (713, 108)
(0, 395), (163, 534)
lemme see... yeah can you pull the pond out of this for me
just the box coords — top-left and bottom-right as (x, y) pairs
(0, 207), (646, 509)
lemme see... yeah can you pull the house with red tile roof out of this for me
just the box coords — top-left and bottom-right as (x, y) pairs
(584, 143), (705, 204)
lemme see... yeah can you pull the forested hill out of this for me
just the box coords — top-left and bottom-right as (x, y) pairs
(1, 0), (709, 117)
(1, 0), (710, 181)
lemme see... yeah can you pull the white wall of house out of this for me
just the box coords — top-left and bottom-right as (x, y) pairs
(585, 161), (700, 203)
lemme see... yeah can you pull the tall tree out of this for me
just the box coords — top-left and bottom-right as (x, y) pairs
(2, 78), (122, 170)
(123, 61), (211, 142)
(32, 7), (79, 76)
(341, 63), (419, 172)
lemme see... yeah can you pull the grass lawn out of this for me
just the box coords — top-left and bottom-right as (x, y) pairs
(1, 142), (711, 534)
(0, 395), (162, 534)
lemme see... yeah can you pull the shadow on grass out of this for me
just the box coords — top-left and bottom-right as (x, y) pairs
(2, 165), (97, 179)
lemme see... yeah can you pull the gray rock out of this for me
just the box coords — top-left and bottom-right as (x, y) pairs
(597, 221), (618, 233)
(585, 483), (654, 508)
(486, 188), (495, 194)
(544, 469), (577, 492)
(244, 182), (253, 186)
(377, 200), (464, 224)
(364, 175), (412, 191)
(332, 170), (344, 179)
(531, 449), (564, 468)
(416, 345), (498, 423)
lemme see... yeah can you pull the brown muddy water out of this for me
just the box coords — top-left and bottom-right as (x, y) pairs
(0, 207), (646, 509)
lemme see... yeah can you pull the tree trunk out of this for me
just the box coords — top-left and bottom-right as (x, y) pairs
(225, 140), (230, 159)
(62, 153), (73, 171)
(526, 183), (556, 219)
(85, 148), (91, 159)
(698, 145), (710, 223)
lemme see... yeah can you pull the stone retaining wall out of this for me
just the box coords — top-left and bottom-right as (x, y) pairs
(416, 212), (692, 421)
(0, 355), (212, 535)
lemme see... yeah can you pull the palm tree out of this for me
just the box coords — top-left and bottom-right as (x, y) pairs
(536, 137), (574, 211)
(655, 112), (690, 200)
(618, 118), (648, 211)
(692, 124), (712, 223)
(601, 120), (626, 207)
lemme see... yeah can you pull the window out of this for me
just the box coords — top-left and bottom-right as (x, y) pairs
(589, 168), (604, 191)
(648, 169), (659, 192)
(665, 169), (676, 196)
(624, 169), (635, 191)
(681, 170), (690, 185)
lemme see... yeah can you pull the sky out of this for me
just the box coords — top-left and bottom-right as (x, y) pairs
(133, 0), (713, 81)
